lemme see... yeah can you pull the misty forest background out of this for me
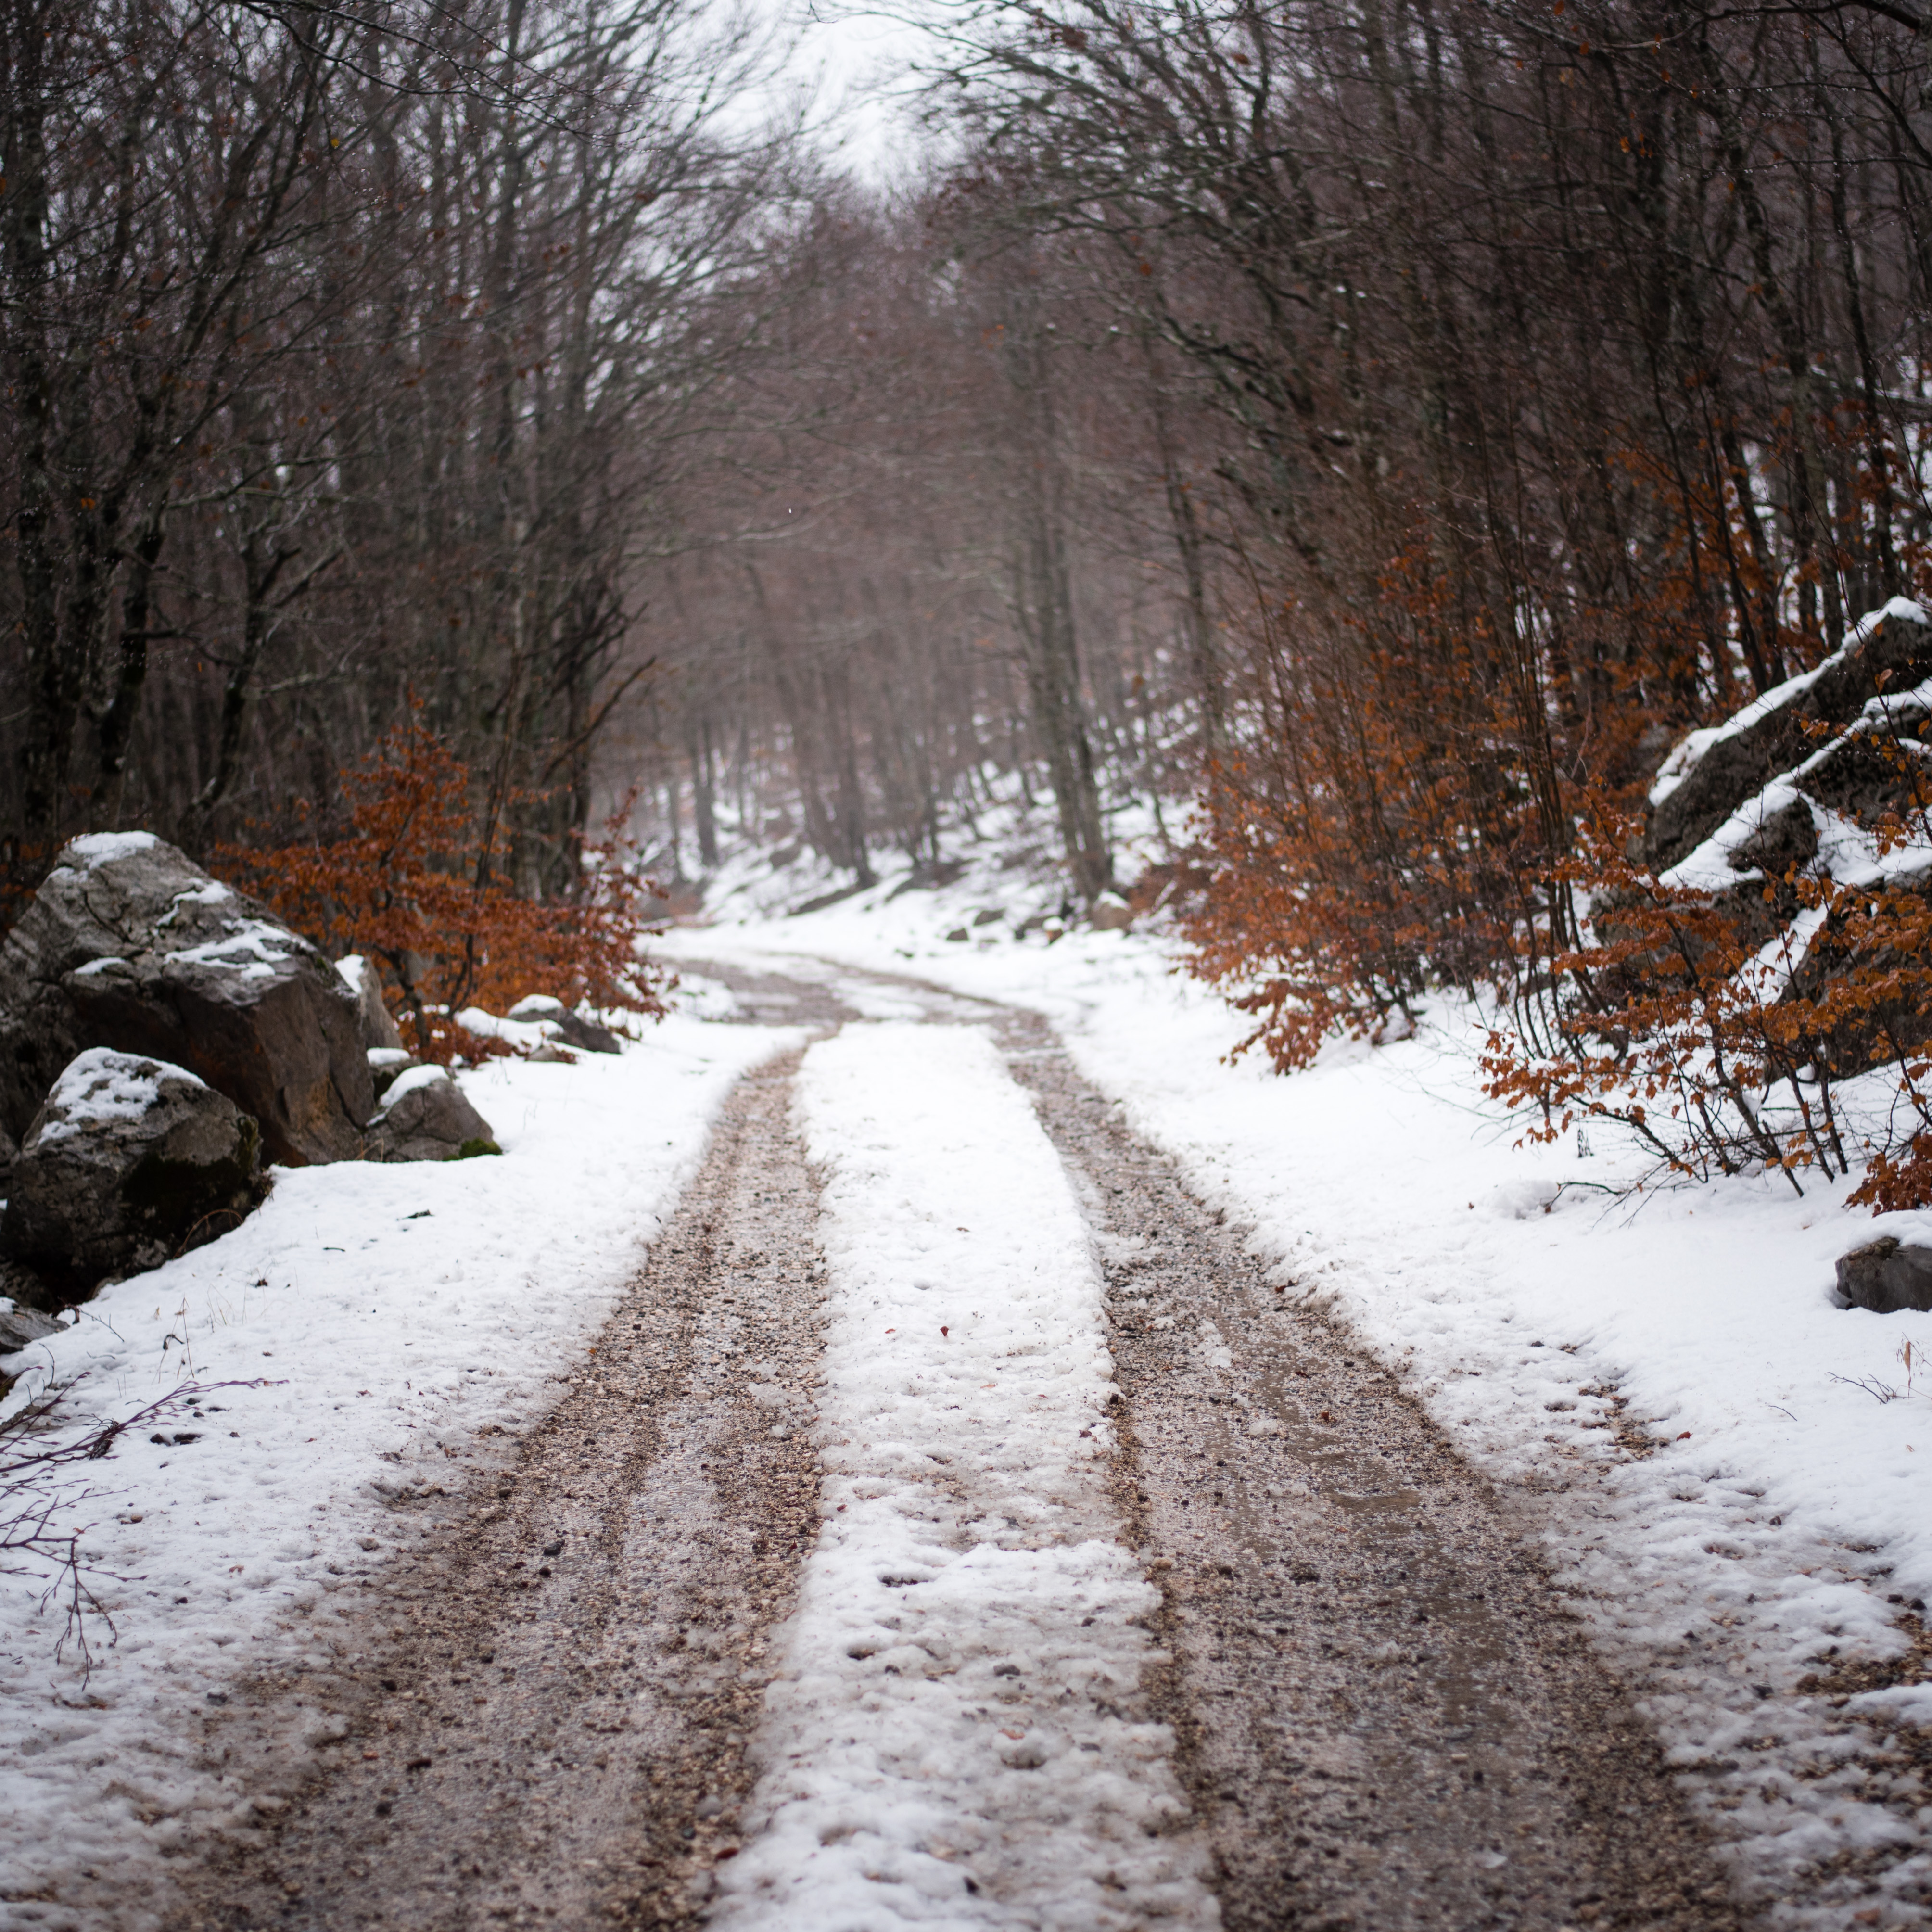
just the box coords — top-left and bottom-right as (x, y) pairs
(6, 0), (1932, 1191)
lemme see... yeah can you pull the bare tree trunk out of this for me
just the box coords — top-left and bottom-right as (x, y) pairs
(1004, 274), (1110, 902)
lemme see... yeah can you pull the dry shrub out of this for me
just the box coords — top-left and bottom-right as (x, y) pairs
(1182, 751), (1435, 1070)
(1479, 813), (1844, 1190)
(1180, 538), (1563, 1073)
(220, 712), (669, 1062)
(1181, 460), (1932, 1211)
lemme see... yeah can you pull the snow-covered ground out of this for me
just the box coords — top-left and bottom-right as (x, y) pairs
(0, 1012), (797, 1924)
(717, 1024), (1211, 1930)
(665, 843), (1932, 1928)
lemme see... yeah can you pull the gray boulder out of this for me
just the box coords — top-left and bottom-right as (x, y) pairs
(1089, 891), (1134, 932)
(0, 1301), (59, 1351)
(366, 1066), (500, 1163)
(1835, 1237), (1932, 1315)
(0, 833), (374, 1166)
(506, 994), (621, 1055)
(0, 1049), (267, 1297)
(336, 954), (406, 1055)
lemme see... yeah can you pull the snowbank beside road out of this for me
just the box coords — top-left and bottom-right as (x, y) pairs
(667, 881), (1932, 1926)
(0, 1012), (797, 1930)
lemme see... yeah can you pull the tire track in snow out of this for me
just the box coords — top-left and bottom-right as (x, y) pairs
(688, 954), (1747, 1931)
(161, 1051), (827, 1932)
(713, 1024), (1216, 1931)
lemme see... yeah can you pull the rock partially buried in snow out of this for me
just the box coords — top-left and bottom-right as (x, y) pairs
(0, 833), (373, 1166)
(1484, 1177), (1563, 1220)
(0, 1298), (59, 1352)
(365, 1065), (500, 1163)
(1089, 890), (1134, 932)
(0, 1048), (267, 1298)
(336, 954), (405, 1055)
(1835, 1236), (1932, 1314)
(366, 1047), (415, 1100)
(506, 994), (621, 1055)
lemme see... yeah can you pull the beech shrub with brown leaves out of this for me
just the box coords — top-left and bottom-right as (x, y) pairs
(220, 714), (670, 1063)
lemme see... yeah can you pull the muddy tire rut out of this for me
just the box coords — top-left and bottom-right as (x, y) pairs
(1002, 1026), (1740, 1932)
(168, 1048), (826, 1932)
(168, 959), (1742, 1932)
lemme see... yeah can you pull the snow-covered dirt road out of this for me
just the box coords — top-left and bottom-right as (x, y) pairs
(156, 964), (1737, 1932)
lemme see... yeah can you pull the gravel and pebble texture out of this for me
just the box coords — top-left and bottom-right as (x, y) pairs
(167, 959), (1741, 1932)
(166, 1048), (827, 1932)
(1003, 1028), (1742, 1932)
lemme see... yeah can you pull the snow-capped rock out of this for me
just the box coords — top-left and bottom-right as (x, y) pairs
(366, 1063), (499, 1162)
(0, 1047), (267, 1296)
(1644, 597), (1932, 872)
(0, 833), (373, 1166)
(506, 993), (622, 1054)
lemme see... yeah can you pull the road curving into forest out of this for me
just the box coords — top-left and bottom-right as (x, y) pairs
(165, 959), (1741, 1932)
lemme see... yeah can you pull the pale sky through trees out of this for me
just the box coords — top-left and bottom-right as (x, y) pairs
(767, 0), (937, 181)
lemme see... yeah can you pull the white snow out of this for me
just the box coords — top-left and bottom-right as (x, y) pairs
(28, 1048), (194, 1146)
(506, 994), (566, 1018)
(715, 1025), (1214, 1931)
(18, 766), (1932, 1924)
(156, 880), (235, 921)
(334, 953), (374, 998)
(456, 1004), (562, 1051)
(0, 1013), (799, 1927)
(163, 917), (315, 980)
(56, 831), (162, 870)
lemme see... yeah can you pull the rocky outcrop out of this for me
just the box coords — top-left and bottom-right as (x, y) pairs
(1635, 600), (1932, 1035)
(0, 833), (374, 1166)
(0, 1049), (267, 1297)
(505, 994), (621, 1055)
(365, 1065), (500, 1162)
(1644, 599), (1932, 872)
(1835, 1237), (1932, 1314)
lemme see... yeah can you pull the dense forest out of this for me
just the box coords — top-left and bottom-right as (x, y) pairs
(6, 0), (1932, 1186)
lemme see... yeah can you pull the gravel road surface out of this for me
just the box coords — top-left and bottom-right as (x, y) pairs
(165, 961), (1741, 1932)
